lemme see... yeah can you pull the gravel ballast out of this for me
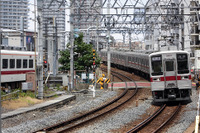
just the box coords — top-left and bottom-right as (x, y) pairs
(2, 87), (198, 133)
(166, 87), (198, 133)
(2, 90), (118, 133)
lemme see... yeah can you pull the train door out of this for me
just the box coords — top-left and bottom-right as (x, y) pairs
(163, 59), (178, 99)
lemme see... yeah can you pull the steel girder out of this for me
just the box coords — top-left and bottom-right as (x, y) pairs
(39, 0), (200, 34)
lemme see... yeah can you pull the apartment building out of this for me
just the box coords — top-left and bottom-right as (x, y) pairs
(144, 0), (191, 52)
(0, 0), (29, 30)
(73, 0), (102, 44)
(42, 0), (66, 50)
(190, 1), (200, 68)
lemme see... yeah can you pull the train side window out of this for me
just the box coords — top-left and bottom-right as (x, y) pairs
(17, 59), (21, 68)
(29, 59), (33, 68)
(2, 59), (8, 69)
(23, 59), (27, 68)
(10, 59), (15, 69)
(147, 60), (149, 66)
(151, 55), (163, 76)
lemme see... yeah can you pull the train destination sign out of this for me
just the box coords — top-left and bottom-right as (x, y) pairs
(177, 54), (187, 60)
(152, 56), (161, 61)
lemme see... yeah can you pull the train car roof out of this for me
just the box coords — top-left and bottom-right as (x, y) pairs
(126, 51), (150, 55)
(1, 50), (36, 55)
(149, 50), (189, 56)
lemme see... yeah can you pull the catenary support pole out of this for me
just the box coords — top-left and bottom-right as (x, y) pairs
(107, 0), (111, 80)
(34, 0), (37, 97)
(70, 2), (74, 91)
(129, 30), (131, 50)
(53, 17), (57, 77)
(96, 16), (99, 52)
(0, 28), (2, 133)
(37, 8), (43, 99)
(122, 31), (126, 48)
(20, 16), (24, 49)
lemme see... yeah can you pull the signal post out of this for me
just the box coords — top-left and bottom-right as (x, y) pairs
(92, 49), (97, 90)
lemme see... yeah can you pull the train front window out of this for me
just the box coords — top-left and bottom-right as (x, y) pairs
(151, 55), (163, 76)
(166, 61), (174, 71)
(177, 54), (189, 74)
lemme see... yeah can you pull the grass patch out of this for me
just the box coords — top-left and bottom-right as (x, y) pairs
(2, 96), (43, 110)
(19, 90), (35, 98)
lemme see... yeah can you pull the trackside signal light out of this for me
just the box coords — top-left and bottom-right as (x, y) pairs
(93, 49), (95, 56)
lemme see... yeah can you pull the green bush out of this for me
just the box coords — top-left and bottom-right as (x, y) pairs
(1, 90), (6, 96)
(18, 90), (35, 98)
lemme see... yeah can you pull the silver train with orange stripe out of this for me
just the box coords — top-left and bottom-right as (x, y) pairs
(100, 49), (192, 103)
(1, 50), (36, 89)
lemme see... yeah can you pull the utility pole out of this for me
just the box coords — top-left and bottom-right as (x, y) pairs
(107, 0), (111, 80)
(122, 31), (126, 48)
(44, 20), (48, 77)
(128, 30), (131, 50)
(53, 17), (57, 77)
(34, 0), (37, 96)
(20, 16), (24, 49)
(70, 2), (74, 91)
(96, 16), (99, 52)
(37, 8), (43, 99)
(0, 28), (2, 133)
(87, 31), (90, 44)
(0, 29), (2, 45)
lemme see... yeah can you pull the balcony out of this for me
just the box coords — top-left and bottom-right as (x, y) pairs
(191, 28), (200, 35)
(190, 41), (200, 47)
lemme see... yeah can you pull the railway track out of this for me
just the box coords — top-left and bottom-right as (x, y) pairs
(35, 68), (138, 133)
(101, 65), (182, 133)
(127, 104), (181, 133)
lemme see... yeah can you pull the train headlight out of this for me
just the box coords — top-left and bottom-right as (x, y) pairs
(181, 76), (188, 80)
(153, 78), (160, 82)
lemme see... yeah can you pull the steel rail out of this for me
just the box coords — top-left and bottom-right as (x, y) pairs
(56, 71), (138, 133)
(152, 104), (181, 133)
(35, 69), (137, 133)
(127, 104), (166, 133)
(127, 104), (181, 133)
